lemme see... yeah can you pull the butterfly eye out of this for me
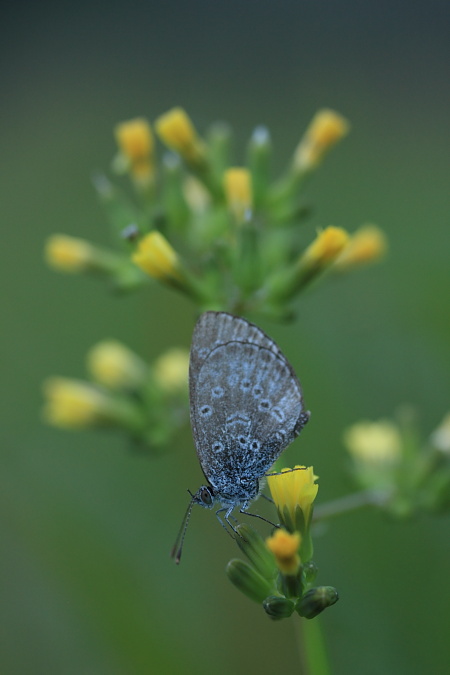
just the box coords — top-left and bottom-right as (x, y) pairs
(200, 486), (213, 505)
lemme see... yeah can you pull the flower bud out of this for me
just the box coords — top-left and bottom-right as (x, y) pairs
(156, 107), (206, 164)
(301, 227), (349, 268)
(223, 168), (253, 223)
(42, 377), (142, 431)
(226, 559), (273, 603)
(297, 586), (339, 619)
(266, 529), (301, 576)
(293, 109), (349, 172)
(333, 224), (387, 271)
(153, 348), (189, 394)
(263, 595), (295, 620)
(235, 524), (277, 580)
(114, 117), (155, 184)
(87, 340), (148, 390)
(132, 231), (182, 282)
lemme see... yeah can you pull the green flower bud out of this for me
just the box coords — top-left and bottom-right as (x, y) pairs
(235, 524), (277, 580)
(247, 125), (272, 208)
(226, 559), (273, 604)
(301, 560), (319, 587)
(263, 595), (295, 620)
(297, 586), (339, 619)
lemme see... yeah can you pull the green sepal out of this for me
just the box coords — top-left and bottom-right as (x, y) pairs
(226, 559), (273, 604)
(235, 524), (277, 581)
(233, 218), (261, 295)
(92, 174), (147, 242)
(161, 154), (189, 232)
(207, 122), (233, 183)
(279, 570), (303, 599)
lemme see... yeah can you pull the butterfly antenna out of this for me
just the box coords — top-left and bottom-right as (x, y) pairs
(171, 490), (196, 564)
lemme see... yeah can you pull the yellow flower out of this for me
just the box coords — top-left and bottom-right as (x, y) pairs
(42, 378), (114, 428)
(223, 168), (253, 222)
(266, 529), (301, 575)
(45, 235), (94, 272)
(114, 117), (154, 181)
(153, 348), (189, 394)
(302, 226), (350, 267)
(268, 466), (318, 532)
(87, 340), (147, 390)
(344, 420), (402, 465)
(155, 107), (206, 163)
(293, 109), (349, 171)
(132, 231), (182, 281)
(333, 225), (387, 271)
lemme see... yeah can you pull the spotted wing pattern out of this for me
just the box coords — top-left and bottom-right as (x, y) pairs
(189, 312), (309, 498)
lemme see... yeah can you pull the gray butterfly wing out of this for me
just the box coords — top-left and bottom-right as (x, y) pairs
(190, 311), (286, 376)
(189, 312), (309, 487)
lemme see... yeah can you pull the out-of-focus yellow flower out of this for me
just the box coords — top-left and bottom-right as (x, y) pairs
(268, 466), (318, 531)
(293, 109), (349, 171)
(155, 107), (206, 163)
(266, 529), (301, 575)
(132, 231), (182, 281)
(42, 378), (114, 428)
(183, 175), (211, 213)
(333, 225), (387, 271)
(344, 420), (402, 465)
(430, 413), (450, 455)
(153, 348), (189, 394)
(87, 340), (147, 390)
(302, 227), (350, 267)
(223, 168), (253, 222)
(45, 235), (94, 272)
(114, 117), (155, 181)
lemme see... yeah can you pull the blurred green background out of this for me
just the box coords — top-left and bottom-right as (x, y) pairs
(2, 1), (449, 673)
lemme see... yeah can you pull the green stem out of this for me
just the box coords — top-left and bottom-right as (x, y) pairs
(313, 489), (391, 523)
(296, 615), (331, 675)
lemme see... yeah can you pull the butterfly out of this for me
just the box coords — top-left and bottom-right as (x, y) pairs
(172, 311), (309, 562)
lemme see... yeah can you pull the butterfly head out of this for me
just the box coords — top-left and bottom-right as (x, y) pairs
(191, 485), (216, 509)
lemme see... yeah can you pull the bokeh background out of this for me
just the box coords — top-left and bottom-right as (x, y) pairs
(2, 1), (449, 673)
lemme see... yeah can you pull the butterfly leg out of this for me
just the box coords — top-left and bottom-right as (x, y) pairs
(265, 467), (306, 477)
(239, 507), (279, 529)
(215, 507), (237, 539)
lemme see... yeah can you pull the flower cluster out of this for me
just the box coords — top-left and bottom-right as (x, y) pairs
(45, 107), (386, 319)
(226, 467), (338, 620)
(344, 409), (450, 517)
(42, 340), (189, 453)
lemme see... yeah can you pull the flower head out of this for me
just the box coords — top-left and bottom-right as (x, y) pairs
(302, 226), (350, 268)
(344, 420), (402, 465)
(293, 109), (349, 171)
(223, 168), (253, 222)
(156, 107), (206, 163)
(132, 231), (181, 281)
(45, 235), (94, 272)
(153, 348), (189, 394)
(333, 224), (387, 271)
(268, 466), (318, 534)
(42, 378), (115, 428)
(87, 340), (147, 390)
(266, 529), (301, 575)
(114, 117), (154, 181)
